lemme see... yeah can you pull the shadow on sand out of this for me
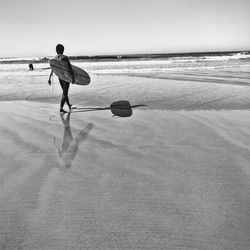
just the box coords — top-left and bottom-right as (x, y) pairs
(54, 112), (93, 168)
(71, 100), (146, 117)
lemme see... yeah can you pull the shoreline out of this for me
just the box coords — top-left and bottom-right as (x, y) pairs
(1, 72), (250, 111)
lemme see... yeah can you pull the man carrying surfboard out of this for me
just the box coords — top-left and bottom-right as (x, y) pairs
(48, 44), (75, 113)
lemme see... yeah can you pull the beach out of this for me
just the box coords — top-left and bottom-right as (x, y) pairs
(0, 54), (250, 249)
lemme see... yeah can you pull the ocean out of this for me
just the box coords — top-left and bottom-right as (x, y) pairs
(0, 51), (250, 109)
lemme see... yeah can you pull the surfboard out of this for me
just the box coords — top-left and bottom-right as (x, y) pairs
(50, 59), (90, 85)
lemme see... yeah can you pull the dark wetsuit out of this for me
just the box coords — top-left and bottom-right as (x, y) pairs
(59, 78), (70, 108)
(55, 54), (73, 109)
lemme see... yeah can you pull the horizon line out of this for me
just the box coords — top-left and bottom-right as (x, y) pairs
(1, 49), (250, 59)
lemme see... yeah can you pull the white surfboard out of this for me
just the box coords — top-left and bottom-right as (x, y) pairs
(50, 59), (90, 85)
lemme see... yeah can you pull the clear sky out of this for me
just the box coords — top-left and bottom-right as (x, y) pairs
(1, 0), (249, 57)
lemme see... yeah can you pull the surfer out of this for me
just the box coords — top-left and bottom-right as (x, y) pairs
(48, 44), (75, 113)
(29, 63), (34, 70)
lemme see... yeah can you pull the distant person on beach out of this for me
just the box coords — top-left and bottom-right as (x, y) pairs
(29, 63), (34, 70)
(48, 44), (75, 113)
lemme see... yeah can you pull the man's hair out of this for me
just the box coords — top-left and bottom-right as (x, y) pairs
(56, 44), (64, 54)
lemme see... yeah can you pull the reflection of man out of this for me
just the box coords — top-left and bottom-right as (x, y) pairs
(54, 113), (93, 168)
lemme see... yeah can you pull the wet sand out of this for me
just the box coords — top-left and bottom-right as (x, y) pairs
(0, 100), (250, 249)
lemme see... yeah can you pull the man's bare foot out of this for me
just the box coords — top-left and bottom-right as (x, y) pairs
(60, 109), (67, 114)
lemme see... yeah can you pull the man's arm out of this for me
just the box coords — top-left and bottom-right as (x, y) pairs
(48, 70), (53, 85)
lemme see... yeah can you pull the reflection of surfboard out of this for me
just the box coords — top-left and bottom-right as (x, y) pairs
(50, 59), (90, 85)
(110, 100), (132, 117)
(71, 100), (146, 117)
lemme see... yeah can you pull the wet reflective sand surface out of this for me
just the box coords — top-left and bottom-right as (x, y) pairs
(0, 101), (249, 249)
